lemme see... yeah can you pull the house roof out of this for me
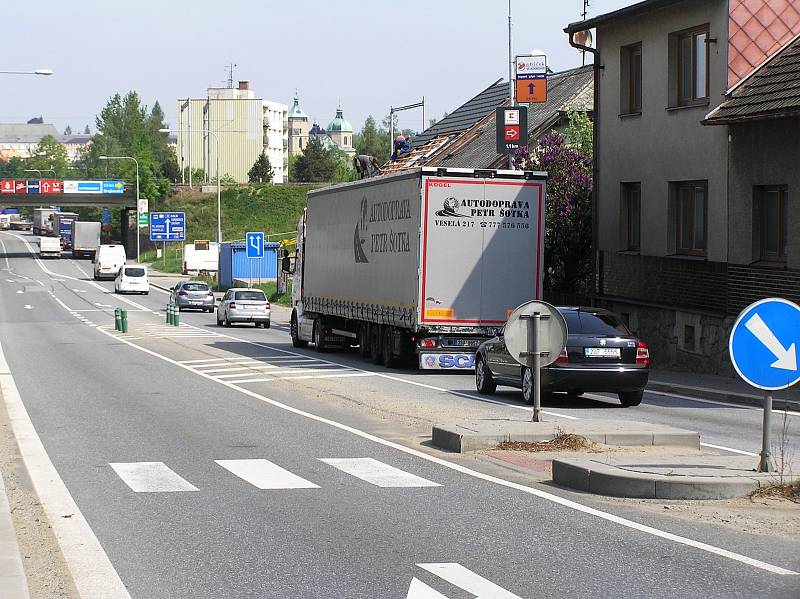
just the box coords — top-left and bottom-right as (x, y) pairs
(0, 123), (60, 144)
(382, 66), (593, 173)
(704, 33), (800, 125)
(564, 0), (684, 34)
(411, 79), (509, 148)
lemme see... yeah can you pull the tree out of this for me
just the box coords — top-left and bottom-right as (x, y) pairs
(27, 135), (70, 177)
(64, 125), (72, 136)
(248, 152), (274, 183)
(354, 116), (389, 163)
(563, 110), (592, 156)
(514, 132), (593, 295)
(292, 137), (339, 182)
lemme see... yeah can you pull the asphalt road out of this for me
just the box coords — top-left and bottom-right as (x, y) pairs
(0, 230), (797, 598)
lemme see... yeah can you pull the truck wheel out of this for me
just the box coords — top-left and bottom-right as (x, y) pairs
(381, 326), (396, 368)
(314, 319), (326, 352)
(618, 390), (643, 407)
(475, 357), (496, 394)
(358, 323), (371, 359)
(370, 326), (383, 365)
(291, 315), (308, 348)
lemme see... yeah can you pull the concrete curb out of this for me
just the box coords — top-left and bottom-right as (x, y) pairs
(551, 457), (772, 500)
(432, 420), (699, 453)
(0, 472), (30, 598)
(647, 380), (800, 412)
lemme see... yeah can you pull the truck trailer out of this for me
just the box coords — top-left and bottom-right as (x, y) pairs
(291, 167), (547, 370)
(52, 212), (79, 248)
(71, 221), (101, 259)
(33, 208), (57, 236)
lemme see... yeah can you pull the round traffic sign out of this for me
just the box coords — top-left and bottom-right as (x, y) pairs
(729, 297), (800, 391)
(504, 300), (567, 368)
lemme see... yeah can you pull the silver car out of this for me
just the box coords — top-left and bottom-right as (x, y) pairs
(217, 288), (271, 328)
(171, 281), (216, 312)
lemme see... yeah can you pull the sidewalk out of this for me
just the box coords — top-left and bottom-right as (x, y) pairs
(647, 368), (800, 411)
(0, 471), (29, 598)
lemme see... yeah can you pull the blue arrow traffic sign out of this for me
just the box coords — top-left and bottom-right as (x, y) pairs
(149, 212), (186, 242)
(246, 232), (264, 258)
(729, 298), (800, 390)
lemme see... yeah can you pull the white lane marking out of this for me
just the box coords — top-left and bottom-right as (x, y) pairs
(320, 458), (440, 488)
(215, 459), (319, 489)
(212, 368), (351, 380)
(646, 389), (799, 417)
(180, 356), (277, 364)
(417, 563), (521, 599)
(281, 372), (376, 380)
(94, 326), (798, 576)
(0, 333), (131, 597)
(7, 278), (15, 282)
(197, 365), (270, 374)
(227, 378), (274, 384)
(109, 462), (198, 493)
(700, 443), (759, 457)
(0, 237), (10, 268)
(23, 304), (33, 310)
(72, 288), (87, 293)
(16, 290), (23, 294)
(406, 578), (449, 599)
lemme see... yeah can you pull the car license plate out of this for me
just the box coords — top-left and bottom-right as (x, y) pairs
(584, 347), (620, 358)
(190, 300), (202, 305)
(446, 339), (481, 348)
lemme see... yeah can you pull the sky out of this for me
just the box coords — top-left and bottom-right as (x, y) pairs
(1, 0), (634, 135)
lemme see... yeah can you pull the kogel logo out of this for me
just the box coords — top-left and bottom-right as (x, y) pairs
(439, 354), (475, 369)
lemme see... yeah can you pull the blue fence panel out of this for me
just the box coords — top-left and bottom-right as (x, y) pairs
(220, 242), (279, 287)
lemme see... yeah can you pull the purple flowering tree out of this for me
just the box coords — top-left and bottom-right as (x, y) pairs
(514, 132), (593, 296)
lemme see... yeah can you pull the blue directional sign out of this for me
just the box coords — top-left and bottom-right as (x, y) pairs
(149, 212), (186, 242)
(101, 208), (111, 225)
(102, 180), (124, 194)
(26, 180), (40, 194)
(246, 231), (264, 258)
(729, 298), (800, 390)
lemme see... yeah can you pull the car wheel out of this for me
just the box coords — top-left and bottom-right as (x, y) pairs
(224, 313), (232, 327)
(264, 320), (270, 329)
(381, 326), (395, 368)
(314, 319), (326, 352)
(522, 368), (535, 405)
(358, 323), (371, 359)
(619, 390), (643, 407)
(216, 311), (223, 326)
(291, 315), (308, 348)
(475, 356), (497, 394)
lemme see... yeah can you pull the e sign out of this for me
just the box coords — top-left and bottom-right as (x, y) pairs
(495, 106), (528, 153)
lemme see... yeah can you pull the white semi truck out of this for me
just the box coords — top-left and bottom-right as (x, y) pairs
(290, 167), (547, 370)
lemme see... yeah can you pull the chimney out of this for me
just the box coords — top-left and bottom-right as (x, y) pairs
(238, 81), (250, 90)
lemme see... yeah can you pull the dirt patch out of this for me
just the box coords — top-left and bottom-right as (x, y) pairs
(497, 433), (594, 452)
(749, 479), (800, 503)
(0, 390), (79, 599)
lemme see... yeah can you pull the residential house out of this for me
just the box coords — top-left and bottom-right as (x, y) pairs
(0, 123), (61, 160)
(565, 0), (800, 373)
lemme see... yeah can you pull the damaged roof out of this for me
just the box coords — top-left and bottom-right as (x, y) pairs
(704, 33), (800, 125)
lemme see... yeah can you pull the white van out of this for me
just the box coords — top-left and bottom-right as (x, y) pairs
(183, 242), (219, 274)
(94, 244), (127, 280)
(115, 264), (149, 295)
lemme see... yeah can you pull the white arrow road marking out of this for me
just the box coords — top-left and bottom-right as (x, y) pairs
(406, 578), (449, 599)
(23, 305), (32, 310)
(413, 563), (522, 599)
(744, 312), (797, 371)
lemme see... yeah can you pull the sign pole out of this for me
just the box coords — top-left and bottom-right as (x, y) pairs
(521, 312), (543, 422)
(760, 392), (773, 472)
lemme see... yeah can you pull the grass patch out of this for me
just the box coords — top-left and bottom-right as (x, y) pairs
(497, 433), (593, 452)
(749, 479), (800, 503)
(253, 280), (292, 307)
(140, 248), (183, 274)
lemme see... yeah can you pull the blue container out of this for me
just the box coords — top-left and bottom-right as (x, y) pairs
(219, 242), (279, 288)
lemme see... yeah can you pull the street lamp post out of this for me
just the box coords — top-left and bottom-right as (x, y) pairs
(23, 169), (43, 178)
(99, 155), (140, 262)
(0, 69), (54, 76)
(160, 128), (221, 246)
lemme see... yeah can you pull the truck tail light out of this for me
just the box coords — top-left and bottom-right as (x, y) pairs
(556, 347), (569, 365)
(419, 338), (437, 348)
(636, 340), (650, 366)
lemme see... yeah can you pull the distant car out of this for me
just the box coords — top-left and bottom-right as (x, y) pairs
(171, 280), (216, 312)
(115, 265), (149, 295)
(217, 288), (271, 328)
(475, 307), (650, 407)
(94, 244), (127, 280)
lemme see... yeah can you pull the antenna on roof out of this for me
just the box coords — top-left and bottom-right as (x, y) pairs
(226, 63), (237, 88)
(580, 1), (591, 65)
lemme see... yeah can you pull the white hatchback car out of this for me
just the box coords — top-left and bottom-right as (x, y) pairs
(115, 265), (149, 295)
(217, 288), (270, 327)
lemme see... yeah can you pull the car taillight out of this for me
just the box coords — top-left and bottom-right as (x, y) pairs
(419, 338), (437, 348)
(556, 347), (569, 365)
(178, 290), (188, 296)
(636, 340), (650, 366)
(183, 260), (187, 271)
(229, 302), (236, 309)
(207, 291), (214, 297)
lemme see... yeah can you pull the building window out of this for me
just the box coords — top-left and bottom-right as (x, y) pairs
(622, 182), (641, 251)
(755, 186), (788, 262)
(674, 181), (707, 256)
(621, 43), (642, 114)
(675, 26), (709, 105)
(344, 136), (348, 146)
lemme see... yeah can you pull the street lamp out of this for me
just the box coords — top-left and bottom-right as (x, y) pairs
(24, 169), (42, 178)
(99, 155), (140, 263)
(0, 68), (54, 76)
(160, 127), (221, 246)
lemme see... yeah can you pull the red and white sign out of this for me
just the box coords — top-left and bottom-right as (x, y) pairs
(504, 126), (521, 142)
(13, 181), (27, 193)
(0, 180), (15, 194)
(40, 180), (62, 194)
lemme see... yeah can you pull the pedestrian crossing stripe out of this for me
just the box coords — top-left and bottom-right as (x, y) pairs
(320, 458), (440, 488)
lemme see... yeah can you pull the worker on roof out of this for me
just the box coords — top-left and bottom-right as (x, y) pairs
(391, 135), (412, 161)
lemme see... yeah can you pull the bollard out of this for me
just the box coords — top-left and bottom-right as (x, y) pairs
(173, 304), (180, 327)
(121, 309), (128, 334)
(166, 304), (171, 324)
(114, 307), (122, 331)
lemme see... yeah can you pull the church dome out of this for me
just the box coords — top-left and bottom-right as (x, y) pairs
(288, 94), (308, 120)
(326, 105), (352, 132)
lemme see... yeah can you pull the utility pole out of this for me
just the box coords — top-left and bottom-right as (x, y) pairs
(508, 0), (515, 170)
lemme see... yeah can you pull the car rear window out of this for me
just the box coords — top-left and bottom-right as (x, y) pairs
(234, 291), (266, 301)
(562, 311), (631, 336)
(184, 283), (209, 291)
(124, 268), (145, 277)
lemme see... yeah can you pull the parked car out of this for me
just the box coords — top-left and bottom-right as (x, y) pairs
(94, 244), (127, 280)
(217, 288), (271, 328)
(171, 280), (216, 312)
(475, 307), (650, 407)
(115, 265), (149, 294)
